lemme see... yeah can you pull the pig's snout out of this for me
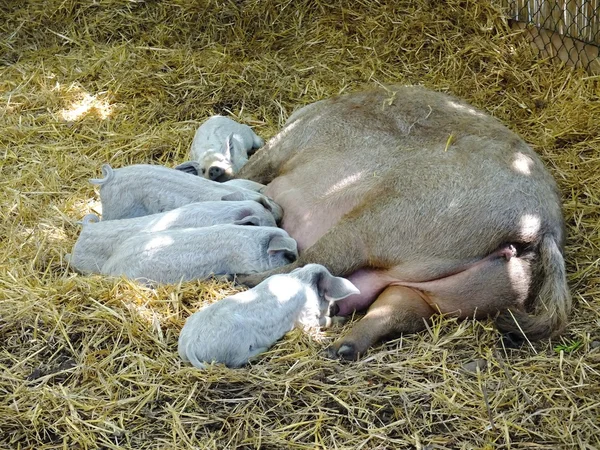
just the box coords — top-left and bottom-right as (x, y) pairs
(328, 302), (340, 317)
(208, 166), (225, 180)
(503, 244), (517, 261)
(283, 250), (297, 264)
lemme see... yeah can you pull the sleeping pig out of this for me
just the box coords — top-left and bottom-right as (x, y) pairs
(236, 84), (571, 359)
(90, 164), (282, 222)
(175, 115), (264, 181)
(178, 264), (360, 369)
(67, 200), (277, 275)
(174, 166), (266, 192)
(101, 225), (297, 284)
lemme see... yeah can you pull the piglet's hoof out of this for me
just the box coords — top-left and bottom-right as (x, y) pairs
(236, 273), (264, 287)
(326, 340), (362, 361)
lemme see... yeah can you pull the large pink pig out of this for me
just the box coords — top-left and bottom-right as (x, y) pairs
(236, 85), (570, 360)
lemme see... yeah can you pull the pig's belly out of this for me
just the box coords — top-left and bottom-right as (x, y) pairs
(264, 171), (365, 251)
(265, 168), (528, 318)
(338, 244), (528, 318)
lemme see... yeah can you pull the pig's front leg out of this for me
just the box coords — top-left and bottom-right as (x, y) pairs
(237, 219), (367, 287)
(327, 285), (435, 360)
(235, 143), (283, 185)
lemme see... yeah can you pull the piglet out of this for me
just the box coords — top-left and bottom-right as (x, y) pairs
(223, 179), (265, 193)
(101, 225), (297, 284)
(178, 264), (360, 369)
(68, 201), (276, 275)
(90, 164), (282, 222)
(175, 115), (264, 180)
(175, 166), (265, 192)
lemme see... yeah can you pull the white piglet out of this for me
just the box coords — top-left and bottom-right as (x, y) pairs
(178, 264), (360, 369)
(90, 164), (282, 222)
(173, 169), (266, 192)
(101, 225), (297, 284)
(222, 179), (265, 193)
(176, 115), (264, 180)
(68, 201), (277, 275)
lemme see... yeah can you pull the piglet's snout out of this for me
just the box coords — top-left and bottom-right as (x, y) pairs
(284, 250), (297, 264)
(503, 244), (518, 261)
(208, 166), (224, 180)
(328, 302), (340, 317)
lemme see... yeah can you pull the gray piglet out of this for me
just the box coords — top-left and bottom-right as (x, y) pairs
(90, 164), (282, 222)
(178, 264), (360, 369)
(68, 201), (277, 275)
(101, 225), (297, 285)
(176, 115), (264, 180)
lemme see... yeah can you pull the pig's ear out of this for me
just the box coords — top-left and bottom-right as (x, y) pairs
(223, 134), (234, 160)
(175, 161), (202, 176)
(267, 236), (298, 261)
(221, 191), (281, 221)
(221, 191), (245, 202)
(244, 193), (283, 224)
(313, 265), (360, 302)
(224, 134), (248, 163)
(234, 215), (260, 226)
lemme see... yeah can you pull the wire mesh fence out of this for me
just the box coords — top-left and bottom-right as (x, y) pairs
(498, 0), (600, 73)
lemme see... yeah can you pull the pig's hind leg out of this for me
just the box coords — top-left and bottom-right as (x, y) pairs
(328, 245), (531, 360)
(327, 285), (435, 360)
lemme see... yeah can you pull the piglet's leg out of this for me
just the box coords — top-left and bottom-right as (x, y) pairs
(248, 347), (269, 360)
(327, 285), (435, 360)
(319, 315), (349, 328)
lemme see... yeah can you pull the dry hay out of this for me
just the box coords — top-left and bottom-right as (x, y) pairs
(1, 0), (599, 448)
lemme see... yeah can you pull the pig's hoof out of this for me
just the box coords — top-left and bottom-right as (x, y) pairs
(326, 341), (360, 360)
(213, 274), (234, 283)
(501, 332), (525, 349)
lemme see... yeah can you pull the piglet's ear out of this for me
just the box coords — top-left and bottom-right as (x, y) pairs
(174, 161), (202, 176)
(315, 266), (360, 302)
(234, 215), (260, 226)
(267, 236), (298, 260)
(223, 133), (234, 161)
(244, 192), (283, 224)
(223, 133), (247, 162)
(221, 191), (282, 223)
(221, 191), (244, 202)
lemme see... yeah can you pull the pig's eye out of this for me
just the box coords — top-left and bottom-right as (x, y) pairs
(200, 168), (206, 174)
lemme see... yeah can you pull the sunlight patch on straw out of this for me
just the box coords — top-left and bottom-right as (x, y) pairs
(60, 90), (113, 121)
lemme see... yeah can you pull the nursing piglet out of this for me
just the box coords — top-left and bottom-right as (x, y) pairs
(223, 179), (265, 193)
(101, 225), (297, 284)
(175, 115), (264, 180)
(90, 164), (282, 222)
(178, 264), (360, 369)
(68, 201), (276, 275)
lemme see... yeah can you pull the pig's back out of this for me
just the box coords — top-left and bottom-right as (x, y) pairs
(262, 85), (563, 266)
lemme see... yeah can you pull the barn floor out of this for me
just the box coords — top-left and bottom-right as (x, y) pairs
(1, 1), (599, 449)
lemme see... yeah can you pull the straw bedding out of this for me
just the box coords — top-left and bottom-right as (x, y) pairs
(1, 0), (599, 448)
